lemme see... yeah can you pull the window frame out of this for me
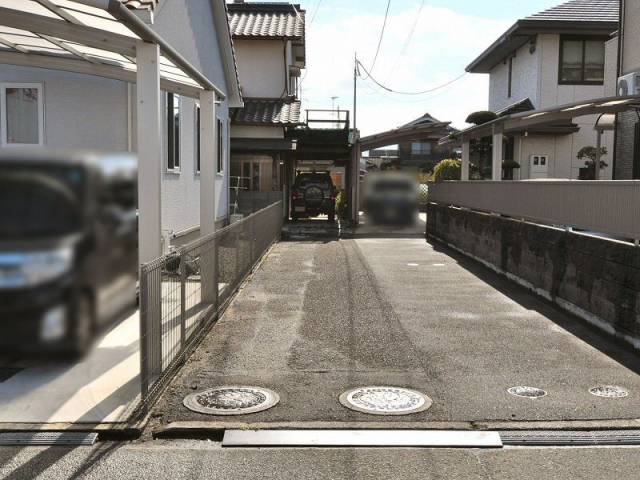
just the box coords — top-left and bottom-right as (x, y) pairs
(216, 117), (224, 175)
(507, 56), (513, 98)
(558, 35), (607, 86)
(195, 103), (201, 175)
(0, 82), (45, 147)
(166, 92), (181, 173)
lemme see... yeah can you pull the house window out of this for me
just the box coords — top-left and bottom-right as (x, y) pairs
(167, 92), (180, 171)
(216, 118), (224, 174)
(195, 105), (201, 174)
(507, 56), (513, 98)
(1, 83), (44, 146)
(559, 37), (606, 85)
(411, 141), (432, 155)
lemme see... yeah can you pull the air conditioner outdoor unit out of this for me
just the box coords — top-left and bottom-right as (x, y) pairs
(617, 72), (640, 96)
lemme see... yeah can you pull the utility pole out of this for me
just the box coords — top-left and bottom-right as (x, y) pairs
(353, 53), (357, 133)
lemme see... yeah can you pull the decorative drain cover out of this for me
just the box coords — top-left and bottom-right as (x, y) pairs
(183, 386), (279, 415)
(589, 386), (629, 398)
(508, 386), (547, 399)
(339, 386), (432, 415)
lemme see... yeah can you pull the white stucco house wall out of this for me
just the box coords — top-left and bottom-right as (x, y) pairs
(227, 1), (305, 194)
(0, 0), (243, 245)
(467, 0), (619, 180)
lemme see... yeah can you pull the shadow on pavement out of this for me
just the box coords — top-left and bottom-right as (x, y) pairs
(430, 240), (640, 377)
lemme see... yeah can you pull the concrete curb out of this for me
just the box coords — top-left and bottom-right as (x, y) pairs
(152, 419), (640, 438)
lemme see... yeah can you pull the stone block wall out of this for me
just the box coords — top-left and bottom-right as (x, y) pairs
(427, 203), (640, 343)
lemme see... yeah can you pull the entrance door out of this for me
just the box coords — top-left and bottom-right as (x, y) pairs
(530, 154), (549, 179)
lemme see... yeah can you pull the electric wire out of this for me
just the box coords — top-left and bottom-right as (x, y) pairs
(367, 0), (392, 75)
(357, 59), (468, 95)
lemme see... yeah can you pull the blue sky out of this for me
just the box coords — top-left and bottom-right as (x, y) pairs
(247, 0), (562, 135)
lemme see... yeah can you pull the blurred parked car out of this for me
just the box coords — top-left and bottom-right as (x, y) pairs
(0, 149), (138, 355)
(363, 172), (419, 225)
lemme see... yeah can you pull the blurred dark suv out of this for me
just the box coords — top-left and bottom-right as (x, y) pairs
(291, 172), (336, 222)
(0, 149), (138, 356)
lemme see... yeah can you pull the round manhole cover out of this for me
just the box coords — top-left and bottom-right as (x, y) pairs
(589, 386), (629, 398)
(183, 386), (279, 415)
(339, 386), (432, 415)
(507, 386), (547, 399)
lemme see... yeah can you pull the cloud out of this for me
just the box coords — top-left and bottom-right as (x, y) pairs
(301, 2), (511, 135)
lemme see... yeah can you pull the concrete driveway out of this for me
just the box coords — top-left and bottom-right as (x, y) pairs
(150, 221), (640, 430)
(0, 312), (140, 425)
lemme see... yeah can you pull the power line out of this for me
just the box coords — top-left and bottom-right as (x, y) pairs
(383, 0), (425, 83)
(310, 0), (323, 24)
(357, 59), (468, 95)
(368, 0), (391, 74)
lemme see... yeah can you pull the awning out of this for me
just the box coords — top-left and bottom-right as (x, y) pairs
(441, 95), (640, 145)
(0, 0), (225, 99)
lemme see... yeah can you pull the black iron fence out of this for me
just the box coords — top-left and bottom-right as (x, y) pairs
(138, 201), (283, 409)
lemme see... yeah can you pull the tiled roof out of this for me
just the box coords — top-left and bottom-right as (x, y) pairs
(401, 113), (442, 128)
(120, 0), (158, 10)
(228, 2), (304, 39)
(231, 99), (301, 125)
(525, 0), (619, 23)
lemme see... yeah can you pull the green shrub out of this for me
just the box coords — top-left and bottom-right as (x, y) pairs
(433, 159), (461, 182)
(465, 111), (498, 125)
(335, 190), (347, 219)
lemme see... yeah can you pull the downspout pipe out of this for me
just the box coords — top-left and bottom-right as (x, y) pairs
(72, 0), (226, 99)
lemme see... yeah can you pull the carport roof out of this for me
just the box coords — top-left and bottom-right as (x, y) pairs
(0, 0), (225, 99)
(440, 95), (640, 145)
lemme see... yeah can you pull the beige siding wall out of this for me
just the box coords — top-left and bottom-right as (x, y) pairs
(235, 39), (287, 98)
(231, 125), (285, 139)
(488, 41), (540, 112)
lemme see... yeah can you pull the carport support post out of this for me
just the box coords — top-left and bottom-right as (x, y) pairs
(595, 129), (602, 181)
(199, 89), (218, 305)
(350, 139), (361, 224)
(461, 140), (470, 181)
(136, 40), (163, 389)
(136, 40), (162, 265)
(492, 125), (503, 181)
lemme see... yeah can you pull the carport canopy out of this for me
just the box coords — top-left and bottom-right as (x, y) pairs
(439, 95), (640, 181)
(0, 0), (228, 264)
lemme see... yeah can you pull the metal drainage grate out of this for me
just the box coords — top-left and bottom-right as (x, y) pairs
(0, 432), (98, 446)
(501, 430), (640, 446)
(507, 386), (547, 399)
(589, 386), (629, 398)
(183, 386), (280, 415)
(339, 386), (432, 416)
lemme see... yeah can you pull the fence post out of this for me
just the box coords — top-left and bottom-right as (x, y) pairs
(139, 266), (150, 404)
(179, 251), (187, 349)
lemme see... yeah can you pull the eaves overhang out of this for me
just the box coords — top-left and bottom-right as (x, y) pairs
(466, 19), (618, 74)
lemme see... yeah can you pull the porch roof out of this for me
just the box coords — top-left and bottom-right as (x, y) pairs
(440, 95), (640, 145)
(0, 0), (225, 99)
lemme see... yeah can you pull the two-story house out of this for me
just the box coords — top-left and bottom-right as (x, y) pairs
(615, 0), (640, 179)
(466, 0), (619, 180)
(227, 0), (305, 193)
(361, 113), (456, 173)
(0, 0), (243, 248)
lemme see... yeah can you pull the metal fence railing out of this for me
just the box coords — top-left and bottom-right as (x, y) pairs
(138, 201), (283, 409)
(428, 181), (640, 243)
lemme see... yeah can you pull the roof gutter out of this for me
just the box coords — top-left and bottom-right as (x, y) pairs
(71, 0), (226, 99)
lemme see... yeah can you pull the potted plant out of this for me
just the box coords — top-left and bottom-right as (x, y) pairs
(577, 146), (608, 180)
(502, 159), (521, 180)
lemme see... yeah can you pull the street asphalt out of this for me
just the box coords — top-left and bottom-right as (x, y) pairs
(150, 223), (640, 428)
(4, 219), (640, 479)
(2, 441), (640, 479)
